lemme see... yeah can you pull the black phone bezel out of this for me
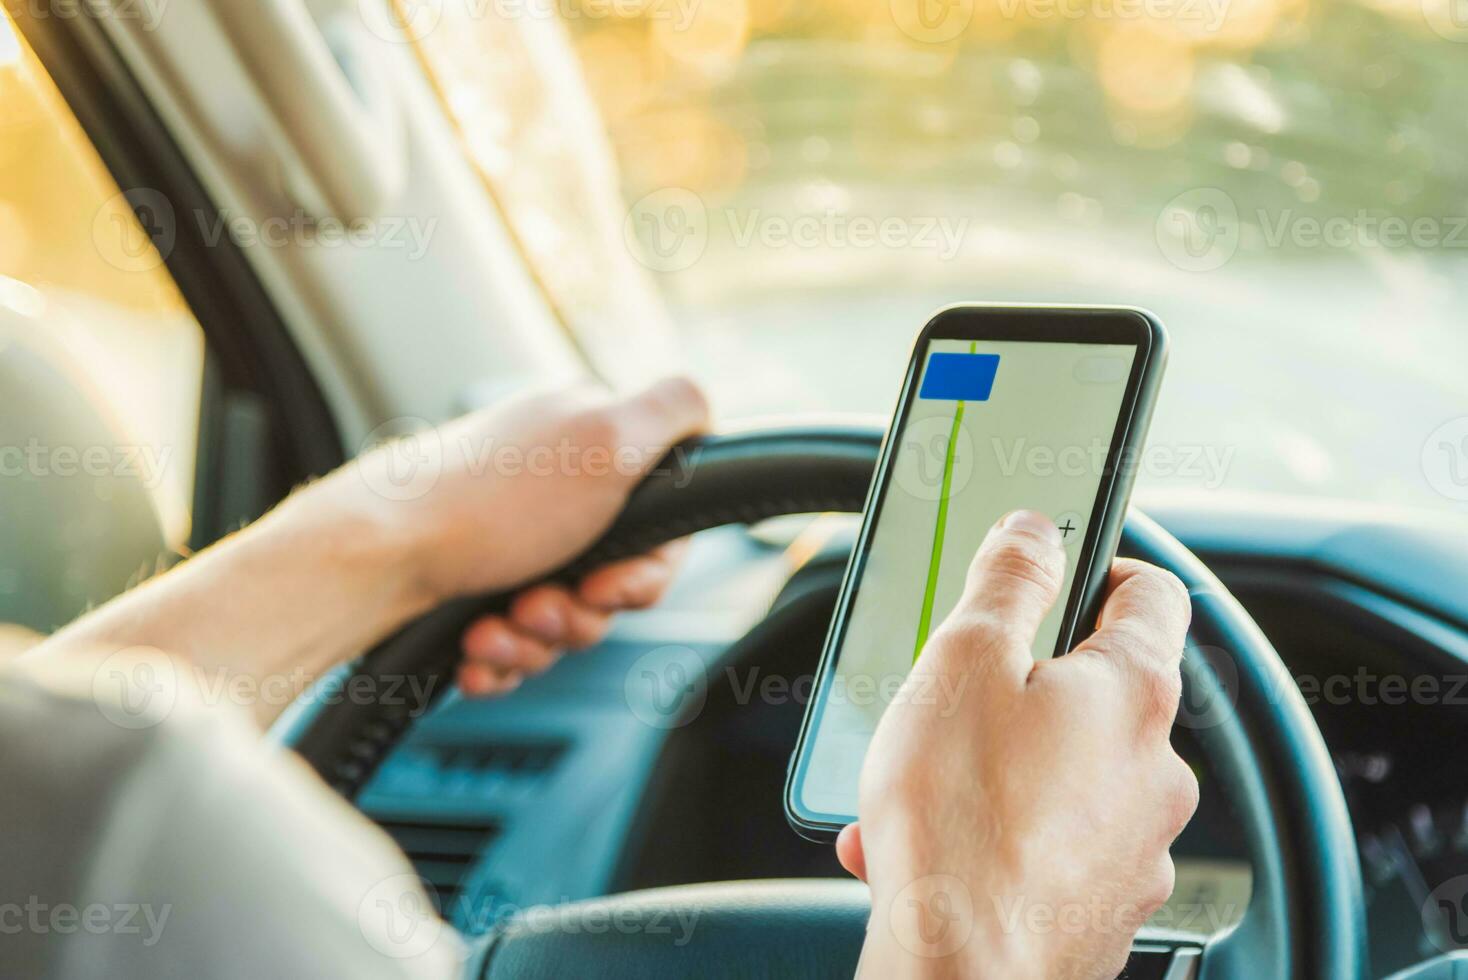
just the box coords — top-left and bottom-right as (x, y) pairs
(783, 303), (1169, 841)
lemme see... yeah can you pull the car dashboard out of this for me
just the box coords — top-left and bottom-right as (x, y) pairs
(351, 497), (1468, 978)
(1153, 497), (1468, 976)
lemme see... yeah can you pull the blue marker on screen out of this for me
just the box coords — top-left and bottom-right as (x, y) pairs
(919, 352), (1000, 401)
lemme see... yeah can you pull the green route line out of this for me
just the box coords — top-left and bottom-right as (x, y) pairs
(913, 341), (976, 663)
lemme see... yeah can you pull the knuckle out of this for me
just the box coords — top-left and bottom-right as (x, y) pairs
(1094, 620), (1185, 706)
(610, 577), (654, 610)
(1164, 755), (1201, 836)
(660, 376), (707, 417)
(927, 613), (1027, 675)
(572, 615), (612, 647)
(509, 588), (553, 623)
(1136, 659), (1184, 727)
(1139, 855), (1177, 917)
(1140, 564), (1186, 597)
(938, 610), (1020, 650)
(1168, 762), (1203, 833)
(521, 654), (556, 676)
(979, 539), (1063, 595)
(639, 376), (707, 431)
(567, 406), (624, 455)
(1103, 617), (1162, 657)
(1135, 565), (1193, 628)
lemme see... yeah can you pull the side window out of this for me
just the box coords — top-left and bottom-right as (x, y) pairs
(0, 13), (206, 633)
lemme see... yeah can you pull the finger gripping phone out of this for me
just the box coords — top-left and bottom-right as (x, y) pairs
(784, 304), (1168, 839)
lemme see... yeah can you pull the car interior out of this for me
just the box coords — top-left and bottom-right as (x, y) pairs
(2, 1), (1467, 978)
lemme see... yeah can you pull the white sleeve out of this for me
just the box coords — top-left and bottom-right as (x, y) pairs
(0, 658), (468, 980)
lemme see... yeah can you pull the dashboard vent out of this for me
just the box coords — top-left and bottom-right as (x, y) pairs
(438, 741), (565, 774)
(368, 740), (570, 925)
(367, 739), (569, 802)
(377, 816), (501, 919)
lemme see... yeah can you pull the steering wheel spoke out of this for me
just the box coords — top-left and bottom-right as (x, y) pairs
(1129, 928), (1208, 979)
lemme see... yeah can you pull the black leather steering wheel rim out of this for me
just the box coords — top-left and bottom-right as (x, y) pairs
(288, 425), (1365, 980)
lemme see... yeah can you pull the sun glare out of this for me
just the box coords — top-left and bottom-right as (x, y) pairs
(0, 13), (21, 68)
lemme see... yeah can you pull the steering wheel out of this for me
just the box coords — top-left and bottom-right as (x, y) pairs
(289, 426), (1366, 980)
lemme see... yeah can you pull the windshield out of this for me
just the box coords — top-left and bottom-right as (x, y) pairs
(566, 0), (1468, 514)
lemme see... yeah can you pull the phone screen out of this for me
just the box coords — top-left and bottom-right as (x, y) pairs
(790, 335), (1142, 823)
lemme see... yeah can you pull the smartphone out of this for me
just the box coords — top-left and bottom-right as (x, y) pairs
(784, 304), (1168, 839)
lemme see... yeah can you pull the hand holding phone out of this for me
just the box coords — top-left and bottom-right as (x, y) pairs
(785, 304), (1168, 836)
(845, 515), (1198, 977)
